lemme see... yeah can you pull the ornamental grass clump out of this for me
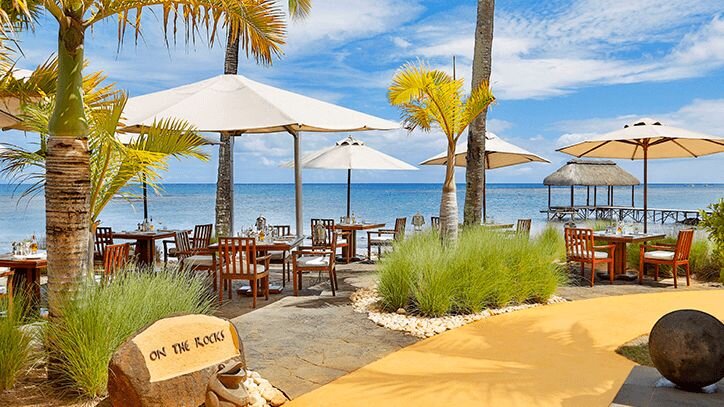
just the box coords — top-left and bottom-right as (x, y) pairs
(44, 268), (213, 398)
(0, 292), (35, 391)
(378, 227), (566, 317)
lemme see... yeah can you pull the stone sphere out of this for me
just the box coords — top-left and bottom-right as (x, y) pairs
(649, 309), (724, 391)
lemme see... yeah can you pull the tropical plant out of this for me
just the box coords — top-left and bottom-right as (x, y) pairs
(44, 268), (213, 398)
(464, 0), (495, 226)
(701, 199), (724, 254)
(0, 291), (35, 391)
(216, 0), (311, 238)
(389, 63), (495, 241)
(377, 227), (565, 317)
(0, 0), (288, 319)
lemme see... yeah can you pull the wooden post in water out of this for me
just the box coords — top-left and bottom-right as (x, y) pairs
(570, 186), (574, 207)
(586, 186), (590, 206)
(631, 185), (635, 207)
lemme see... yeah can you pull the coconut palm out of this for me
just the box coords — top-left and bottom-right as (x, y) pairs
(216, 0), (311, 238)
(389, 63), (494, 241)
(464, 0), (495, 226)
(0, 0), (287, 318)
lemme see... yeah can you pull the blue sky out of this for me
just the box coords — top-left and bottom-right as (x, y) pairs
(3, 0), (724, 184)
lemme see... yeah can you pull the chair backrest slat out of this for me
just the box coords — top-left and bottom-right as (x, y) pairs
(218, 237), (256, 277)
(103, 243), (130, 279)
(95, 227), (114, 259)
(430, 216), (440, 231)
(192, 224), (213, 249)
(174, 231), (192, 261)
(516, 219), (532, 236)
(675, 229), (694, 261)
(564, 227), (594, 260)
(311, 219), (335, 246)
(394, 217), (407, 240)
(272, 225), (291, 237)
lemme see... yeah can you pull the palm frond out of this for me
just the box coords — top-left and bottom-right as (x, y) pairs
(458, 81), (495, 135)
(87, 0), (287, 64)
(287, 0), (311, 19)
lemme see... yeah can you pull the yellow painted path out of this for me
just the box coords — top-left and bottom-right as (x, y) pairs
(289, 290), (724, 406)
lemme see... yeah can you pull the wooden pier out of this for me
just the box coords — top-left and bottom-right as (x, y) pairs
(541, 205), (710, 224)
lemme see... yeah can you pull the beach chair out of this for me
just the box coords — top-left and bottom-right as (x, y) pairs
(94, 226), (114, 262)
(0, 269), (13, 301)
(505, 219), (532, 237)
(217, 237), (270, 308)
(174, 230), (216, 287)
(368, 217), (407, 260)
(639, 229), (694, 288)
(430, 216), (440, 231)
(564, 227), (615, 287)
(292, 231), (338, 297)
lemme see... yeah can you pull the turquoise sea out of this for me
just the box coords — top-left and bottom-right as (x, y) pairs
(1, 183), (723, 252)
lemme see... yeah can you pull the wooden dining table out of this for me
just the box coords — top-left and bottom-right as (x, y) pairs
(335, 222), (386, 262)
(0, 253), (47, 307)
(112, 230), (179, 267)
(593, 232), (666, 276)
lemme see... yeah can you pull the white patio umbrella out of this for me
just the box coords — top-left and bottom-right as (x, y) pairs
(421, 132), (550, 220)
(557, 118), (724, 232)
(282, 136), (417, 216)
(122, 74), (399, 235)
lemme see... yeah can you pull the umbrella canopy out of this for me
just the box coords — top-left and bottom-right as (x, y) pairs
(122, 74), (398, 133)
(420, 132), (550, 169)
(420, 132), (550, 221)
(283, 136), (417, 216)
(557, 118), (724, 231)
(122, 74), (399, 235)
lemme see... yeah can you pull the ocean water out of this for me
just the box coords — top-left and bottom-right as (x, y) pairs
(1, 183), (722, 252)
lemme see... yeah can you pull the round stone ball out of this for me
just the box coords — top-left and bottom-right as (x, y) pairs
(649, 309), (724, 391)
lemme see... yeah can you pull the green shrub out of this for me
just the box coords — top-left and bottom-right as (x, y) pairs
(378, 227), (566, 317)
(44, 268), (213, 398)
(0, 291), (35, 391)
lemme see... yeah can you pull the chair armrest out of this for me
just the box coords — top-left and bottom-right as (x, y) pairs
(368, 230), (396, 238)
(295, 250), (334, 257)
(297, 245), (330, 251)
(256, 254), (272, 262)
(593, 244), (616, 254)
(641, 244), (674, 251)
(0, 270), (14, 278)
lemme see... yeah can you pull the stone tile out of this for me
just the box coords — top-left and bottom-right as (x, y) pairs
(612, 366), (723, 407)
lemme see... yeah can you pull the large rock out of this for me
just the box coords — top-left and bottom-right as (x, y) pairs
(649, 309), (724, 391)
(108, 314), (246, 406)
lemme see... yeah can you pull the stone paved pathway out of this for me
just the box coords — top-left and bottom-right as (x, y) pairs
(231, 268), (417, 398)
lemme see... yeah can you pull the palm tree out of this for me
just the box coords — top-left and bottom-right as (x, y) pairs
(464, 0), (495, 226)
(216, 0), (311, 238)
(1, 0), (287, 318)
(389, 63), (494, 241)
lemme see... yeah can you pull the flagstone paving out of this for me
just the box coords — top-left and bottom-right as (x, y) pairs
(287, 290), (724, 406)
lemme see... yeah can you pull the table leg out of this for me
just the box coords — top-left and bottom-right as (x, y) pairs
(614, 242), (627, 275)
(135, 239), (152, 267)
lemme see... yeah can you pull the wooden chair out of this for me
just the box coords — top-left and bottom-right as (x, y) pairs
(174, 231), (216, 286)
(368, 217), (407, 260)
(564, 227), (615, 287)
(506, 219), (532, 237)
(269, 225), (293, 287)
(94, 226), (114, 262)
(430, 216), (440, 231)
(217, 237), (271, 308)
(311, 219), (350, 263)
(99, 243), (130, 285)
(163, 223), (213, 264)
(0, 269), (13, 301)
(292, 232), (338, 297)
(639, 229), (694, 288)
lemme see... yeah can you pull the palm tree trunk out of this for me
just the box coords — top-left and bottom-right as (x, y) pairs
(464, 0), (495, 226)
(46, 19), (90, 319)
(439, 145), (459, 241)
(215, 31), (240, 237)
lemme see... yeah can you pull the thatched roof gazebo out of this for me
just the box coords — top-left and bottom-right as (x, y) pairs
(543, 159), (640, 211)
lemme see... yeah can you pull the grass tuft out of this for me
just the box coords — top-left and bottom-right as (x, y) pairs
(378, 227), (566, 317)
(0, 291), (35, 391)
(44, 267), (213, 398)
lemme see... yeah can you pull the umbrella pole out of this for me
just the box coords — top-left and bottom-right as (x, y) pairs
(346, 169), (352, 218)
(142, 173), (148, 221)
(643, 142), (648, 233)
(294, 131), (303, 237)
